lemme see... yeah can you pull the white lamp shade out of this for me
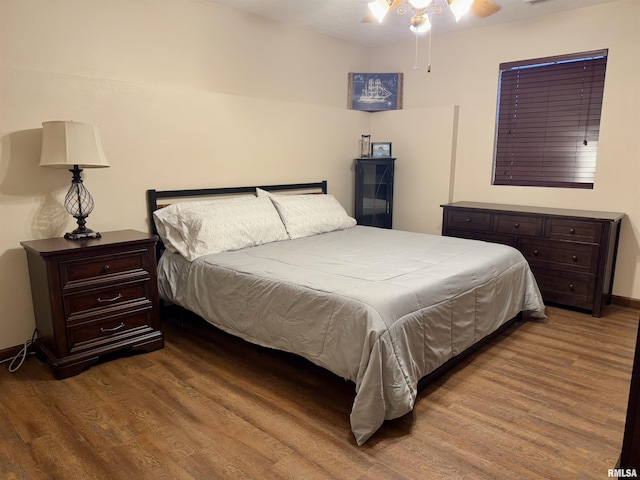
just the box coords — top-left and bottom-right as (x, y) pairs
(368, 0), (390, 23)
(449, 0), (474, 21)
(40, 121), (110, 169)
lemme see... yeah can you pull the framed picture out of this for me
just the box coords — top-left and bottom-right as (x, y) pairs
(371, 142), (392, 157)
(348, 73), (403, 112)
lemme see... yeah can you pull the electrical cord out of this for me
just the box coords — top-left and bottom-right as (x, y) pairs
(1, 329), (37, 372)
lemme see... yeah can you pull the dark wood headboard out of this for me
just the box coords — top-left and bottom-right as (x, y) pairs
(146, 181), (328, 257)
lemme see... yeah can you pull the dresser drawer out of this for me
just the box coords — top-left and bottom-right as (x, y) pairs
(545, 219), (602, 243)
(63, 280), (150, 321)
(67, 309), (154, 354)
(445, 229), (515, 247)
(520, 239), (599, 273)
(532, 268), (595, 309)
(60, 249), (150, 288)
(493, 214), (542, 237)
(446, 210), (492, 231)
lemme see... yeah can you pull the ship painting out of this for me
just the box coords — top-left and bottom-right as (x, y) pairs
(348, 72), (403, 112)
(359, 78), (393, 104)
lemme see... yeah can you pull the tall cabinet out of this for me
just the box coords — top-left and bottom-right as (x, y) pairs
(355, 157), (395, 229)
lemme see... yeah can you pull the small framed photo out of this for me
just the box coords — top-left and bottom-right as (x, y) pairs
(348, 73), (403, 112)
(371, 142), (392, 157)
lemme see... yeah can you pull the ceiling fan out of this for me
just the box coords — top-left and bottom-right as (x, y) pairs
(363, 0), (502, 72)
(363, 0), (502, 28)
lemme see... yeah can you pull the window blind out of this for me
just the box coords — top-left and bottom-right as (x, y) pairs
(493, 49), (608, 189)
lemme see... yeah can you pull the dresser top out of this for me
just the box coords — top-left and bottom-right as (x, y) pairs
(441, 201), (625, 222)
(21, 229), (157, 255)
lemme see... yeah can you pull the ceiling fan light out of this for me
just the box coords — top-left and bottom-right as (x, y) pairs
(409, 14), (431, 33)
(368, 0), (390, 22)
(449, 0), (474, 21)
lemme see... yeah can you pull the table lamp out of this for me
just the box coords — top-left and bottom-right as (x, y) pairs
(39, 121), (110, 239)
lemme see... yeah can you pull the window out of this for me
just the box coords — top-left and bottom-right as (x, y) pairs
(492, 49), (608, 189)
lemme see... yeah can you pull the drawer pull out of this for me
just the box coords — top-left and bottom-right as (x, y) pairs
(514, 222), (520, 228)
(100, 322), (125, 333)
(533, 250), (539, 256)
(572, 255), (578, 262)
(569, 283), (575, 290)
(569, 228), (576, 234)
(465, 217), (471, 223)
(97, 293), (123, 303)
(103, 264), (111, 272)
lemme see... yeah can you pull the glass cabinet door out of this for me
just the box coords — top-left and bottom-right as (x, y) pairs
(355, 158), (395, 229)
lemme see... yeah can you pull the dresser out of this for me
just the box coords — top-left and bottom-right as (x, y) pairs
(441, 202), (624, 317)
(355, 157), (395, 229)
(21, 230), (164, 379)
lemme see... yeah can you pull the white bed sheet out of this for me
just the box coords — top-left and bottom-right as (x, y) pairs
(157, 226), (545, 445)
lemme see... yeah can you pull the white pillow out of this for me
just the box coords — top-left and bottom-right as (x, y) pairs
(257, 188), (356, 239)
(153, 196), (289, 261)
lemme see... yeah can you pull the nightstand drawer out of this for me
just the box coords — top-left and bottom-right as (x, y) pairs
(446, 210), (491, 231)
(67, 309), (154, 354)
(520, 239), (599, 273)
(545, 219), (601, 243)
(60, 249), (149, 288)
(64, 280), (150, 321)
(493, 214), (542, 237)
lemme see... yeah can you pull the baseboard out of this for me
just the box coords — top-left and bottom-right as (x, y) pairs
(0, 344), (25, 364)
(612, 295), (640, 311)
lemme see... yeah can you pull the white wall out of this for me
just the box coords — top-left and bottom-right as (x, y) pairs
(1, 0), (639, 351)
(370, 105), (459, 234)
(0, 0), (373, 350)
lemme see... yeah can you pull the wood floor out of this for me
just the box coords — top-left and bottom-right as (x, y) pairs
(1, 304), (637, 479)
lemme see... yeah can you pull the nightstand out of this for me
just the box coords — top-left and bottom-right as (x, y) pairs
(21, 230), (164, 379)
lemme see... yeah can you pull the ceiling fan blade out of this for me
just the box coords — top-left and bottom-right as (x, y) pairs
(471, 0), (502, 17)
(389, 0), (405, 12)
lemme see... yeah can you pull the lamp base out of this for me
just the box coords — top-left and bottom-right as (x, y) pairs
(65, 209), (101, 240)
(65, 228), (101, 240)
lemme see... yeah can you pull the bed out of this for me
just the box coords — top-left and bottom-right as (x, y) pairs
(147, 181), (545, 445)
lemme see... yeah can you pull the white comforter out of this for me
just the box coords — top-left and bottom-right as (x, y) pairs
(157, 226), (545, 445)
